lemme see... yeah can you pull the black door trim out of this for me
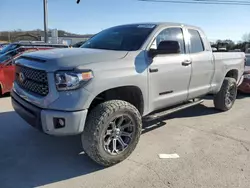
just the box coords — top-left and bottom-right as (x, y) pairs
(159, 90), (173, 95)
(149, 68), (158, 73)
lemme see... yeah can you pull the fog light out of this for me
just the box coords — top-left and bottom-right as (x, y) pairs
(59, 119), (64, 126)
(53, 118), (65, 129)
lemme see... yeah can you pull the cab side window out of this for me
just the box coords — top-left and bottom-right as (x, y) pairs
(151, 28), (185, 54)
(188, 29), (204, 53)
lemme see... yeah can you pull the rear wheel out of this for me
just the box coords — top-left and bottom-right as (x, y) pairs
(82, 100), (142, 166)
(213, 77), (237, 111)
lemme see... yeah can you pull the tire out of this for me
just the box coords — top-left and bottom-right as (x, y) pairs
(82, 100), (142, 167)
(213, 77), (237, 111)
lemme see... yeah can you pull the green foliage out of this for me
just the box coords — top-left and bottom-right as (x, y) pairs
(242, 33), (250, 42)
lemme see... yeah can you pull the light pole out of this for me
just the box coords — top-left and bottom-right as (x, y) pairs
(43, 0), (48, 43)
(43, 0), (79, 43)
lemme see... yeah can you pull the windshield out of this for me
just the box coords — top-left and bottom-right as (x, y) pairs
(0, 44), (18, 54)
(0, 50), (18, 63)
(81, 24), (156, 51)
(0, 53), (12, 63)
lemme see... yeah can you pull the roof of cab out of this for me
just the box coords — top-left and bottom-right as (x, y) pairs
(110, 22), (204, 34)
(116, 22), (200, 29)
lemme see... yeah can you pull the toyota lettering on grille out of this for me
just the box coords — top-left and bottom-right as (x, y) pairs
(19, 72), (26, 83)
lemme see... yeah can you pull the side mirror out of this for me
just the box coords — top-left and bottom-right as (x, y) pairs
(149, 40), (181, 57)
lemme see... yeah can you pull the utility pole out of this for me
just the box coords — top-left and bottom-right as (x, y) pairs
(43, 0), (48, 43)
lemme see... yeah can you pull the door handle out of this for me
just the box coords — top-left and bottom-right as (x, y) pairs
(149, 68), (158, 73)
(182, 60), (192, 66)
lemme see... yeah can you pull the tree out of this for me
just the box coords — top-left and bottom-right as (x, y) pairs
(242, 33), (250, 42)
(224, 39), (235, 50)
(215, 39), (235, 50)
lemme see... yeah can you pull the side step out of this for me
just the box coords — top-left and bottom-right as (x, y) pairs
(145, 99), (204, 121)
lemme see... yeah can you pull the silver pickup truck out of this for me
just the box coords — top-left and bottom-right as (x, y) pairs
(11, 23), (245, 166)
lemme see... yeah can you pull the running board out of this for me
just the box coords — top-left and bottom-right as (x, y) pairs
(145, 99), (204, 121)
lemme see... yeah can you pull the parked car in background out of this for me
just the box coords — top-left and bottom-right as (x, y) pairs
(229, 49), (242, 52)
(238, 48), (250, 93)
(246, 48), (250, 64)
(0, 46), (54, 95)
(212, 47), (217, 52)
(234, 49), (242, 52)
(246, 48), (250, 54)
(71, 41), (86, 48)
(217, 47), (227, 52)
(18, 41), (47, 44)
(0, 43), (8, 51)
(0, 42), (68, 55)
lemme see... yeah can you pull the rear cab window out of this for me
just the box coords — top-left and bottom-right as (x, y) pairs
(188, 29), (205, 53)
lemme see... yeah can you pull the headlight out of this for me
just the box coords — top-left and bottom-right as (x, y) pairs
(244, 74), (250, 80)
(55, 71), (93, 91)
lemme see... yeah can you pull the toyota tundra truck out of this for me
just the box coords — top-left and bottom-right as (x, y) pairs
(11, 23), (245, 166)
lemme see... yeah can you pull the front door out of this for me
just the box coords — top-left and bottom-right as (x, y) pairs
(148, 27), (192, 112)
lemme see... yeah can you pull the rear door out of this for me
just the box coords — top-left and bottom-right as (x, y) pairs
(185, 28), (214, 99)
(148, 27), (192, 111)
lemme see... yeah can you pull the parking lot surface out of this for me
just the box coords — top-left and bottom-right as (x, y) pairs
(0, 95), (250, 188)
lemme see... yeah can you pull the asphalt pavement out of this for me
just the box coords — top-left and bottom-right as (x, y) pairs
(0, 94), (250, 188)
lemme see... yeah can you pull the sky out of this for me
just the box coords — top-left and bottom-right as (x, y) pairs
(0, 0), (249, 41)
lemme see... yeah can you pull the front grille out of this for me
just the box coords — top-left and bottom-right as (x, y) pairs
(15, 65), (49, 96)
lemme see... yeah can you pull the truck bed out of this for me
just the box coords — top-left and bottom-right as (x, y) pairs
(212, 52), (245, 87)
(213, 52), (245, 61)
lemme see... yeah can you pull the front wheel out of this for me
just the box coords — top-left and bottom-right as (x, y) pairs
(82, 100), (142, 166)
(213, 77), (237, 111)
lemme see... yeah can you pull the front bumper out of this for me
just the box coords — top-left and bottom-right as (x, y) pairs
(11, 91), (88, 136)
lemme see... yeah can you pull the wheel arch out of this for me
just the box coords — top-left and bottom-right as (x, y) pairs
(213, 69), (240, 94)
(225, 69), (239, 81)
(88, 85), (144, 115)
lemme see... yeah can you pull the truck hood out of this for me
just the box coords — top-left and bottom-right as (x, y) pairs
(18, 48), (128, 71)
